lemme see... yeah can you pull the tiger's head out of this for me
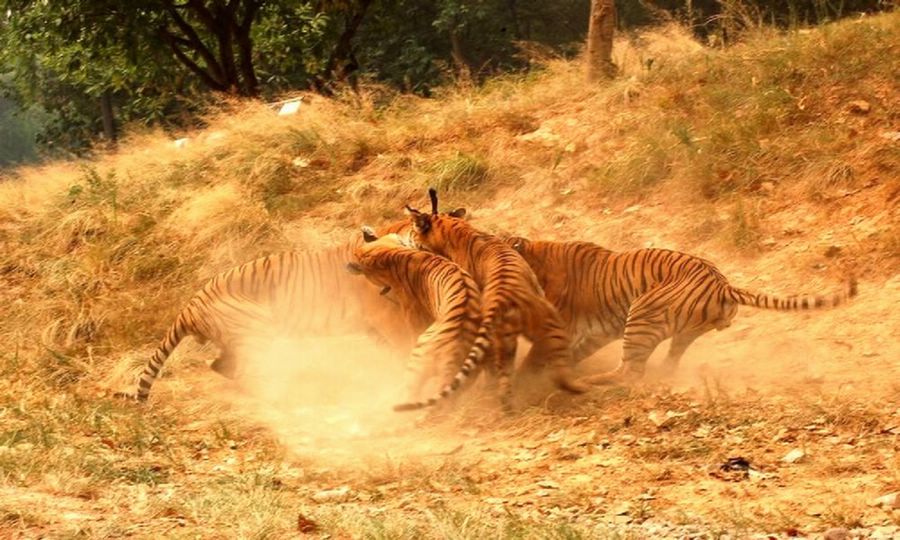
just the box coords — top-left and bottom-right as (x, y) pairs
(404, 188), (468, 254)
(346, 227), (413, 297)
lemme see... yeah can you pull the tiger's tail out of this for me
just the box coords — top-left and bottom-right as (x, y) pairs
(117, 307), (196, 402)
(727, 276), (857, 311)
(393, 313), (496, 412)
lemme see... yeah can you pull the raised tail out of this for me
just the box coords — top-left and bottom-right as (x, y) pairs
(116, 309), (194, 402)
(727, 276), (857, 311)
(393, 315), (495, 412)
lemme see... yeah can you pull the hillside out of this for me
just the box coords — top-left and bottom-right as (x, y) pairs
(1, 14), (899, 538)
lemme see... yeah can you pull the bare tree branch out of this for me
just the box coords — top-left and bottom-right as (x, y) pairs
(158, 28), (229, 91)
(161, 0), (226, 83)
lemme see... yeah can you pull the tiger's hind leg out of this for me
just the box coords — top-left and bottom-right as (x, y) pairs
(519, 300), (590, 394)
(210, 347), (239, 380)
(659, 329), (708, 377)
(581, 288), (674, 385)
(658, 297), (738, 377)
(400, 323), (444, 402)
(495, 330), (519, 414)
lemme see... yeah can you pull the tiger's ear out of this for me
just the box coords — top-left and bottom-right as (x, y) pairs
(448, 207), (467, 219)
(407, 210), (432, 234)
(428, 187), (439, 215)
(345, 262), (363, 275)
(361, 226), (378, 243)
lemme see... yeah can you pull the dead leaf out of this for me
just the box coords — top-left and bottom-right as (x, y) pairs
(782, 448), (806, 464)
(297, 513), (319, 534)
(848, 100), (871, 114)
(870, 492), (900, 509)
(612, 503), (630, 515)
(428, 479), (451, 493)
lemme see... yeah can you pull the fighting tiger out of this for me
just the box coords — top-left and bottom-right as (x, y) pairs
(346, 227), (486, 407)
(396, 188), (589, 412)
(117, 224), (419, 402)
(505, 237), (858, 383)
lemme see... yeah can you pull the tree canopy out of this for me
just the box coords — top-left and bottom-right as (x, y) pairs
(0, 0), (887, 157)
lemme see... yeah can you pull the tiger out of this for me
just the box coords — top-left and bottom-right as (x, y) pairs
(395, 188), (589, 412)
(346, 227), (486, 406)
(505, 236), (858, 383)
(117, 223), (422, 402)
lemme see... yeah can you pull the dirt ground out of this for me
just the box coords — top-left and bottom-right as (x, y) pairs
(3, 189), (898, 539)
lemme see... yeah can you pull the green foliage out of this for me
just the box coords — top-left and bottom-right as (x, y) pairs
(0, 94), (45, 167)
(0, 0), (892, 154)
(253, 4), (331, 88)
(429, 152), (491, 192)
(357, 0), (589, 94)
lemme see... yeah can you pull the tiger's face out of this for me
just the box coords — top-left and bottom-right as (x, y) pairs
(404, 188), (467, 255)
(346, 229), (412, 297)
(406, 209), (467, 254)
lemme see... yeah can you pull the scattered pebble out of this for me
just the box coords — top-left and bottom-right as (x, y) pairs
(311, 486), (352, 503)
(782, 448), (806, 464)
(824, 528), (849, 540)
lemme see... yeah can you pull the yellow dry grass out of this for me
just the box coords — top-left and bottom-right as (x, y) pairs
(0, 14), (898, 539)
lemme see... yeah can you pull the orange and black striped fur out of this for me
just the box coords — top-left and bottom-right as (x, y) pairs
(506, 237), (858, 382)
(347, 229), (485, 406)
(118, 227), (417, 402)
(400, 189), (588, 411)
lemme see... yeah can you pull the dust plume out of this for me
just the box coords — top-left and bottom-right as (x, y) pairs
(222, 329), (467, 464)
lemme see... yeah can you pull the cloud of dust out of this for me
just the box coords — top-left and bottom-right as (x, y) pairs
(223, 329), (454, 462)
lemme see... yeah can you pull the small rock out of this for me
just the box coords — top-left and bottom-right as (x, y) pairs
(624, 204), (642, 214)
(880, 131), (900, 142)
(848, 100), (871, 114)
(312, 486), (352, 503)
(648, 410), (687, 429)
(173, 137), (189, 149)
(278, 99), (301, 116)
(823, 527), (849, 540)
(782, 448), (806, 464)
(762, 237), (777, 248)
(759, 181), (775, 194)
(537, 480), (560, 489)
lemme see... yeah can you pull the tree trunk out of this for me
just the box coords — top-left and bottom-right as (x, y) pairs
(449, 26), (473, 84)
(234, 1), (261, 97)
(234, 27), (259, 96)
(161, 0), (260, 96)
(99, 90), (117, 147)
(315, 0), (374, 94)
(507, 0), (522, 39)
(586, 0), (616, 82)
